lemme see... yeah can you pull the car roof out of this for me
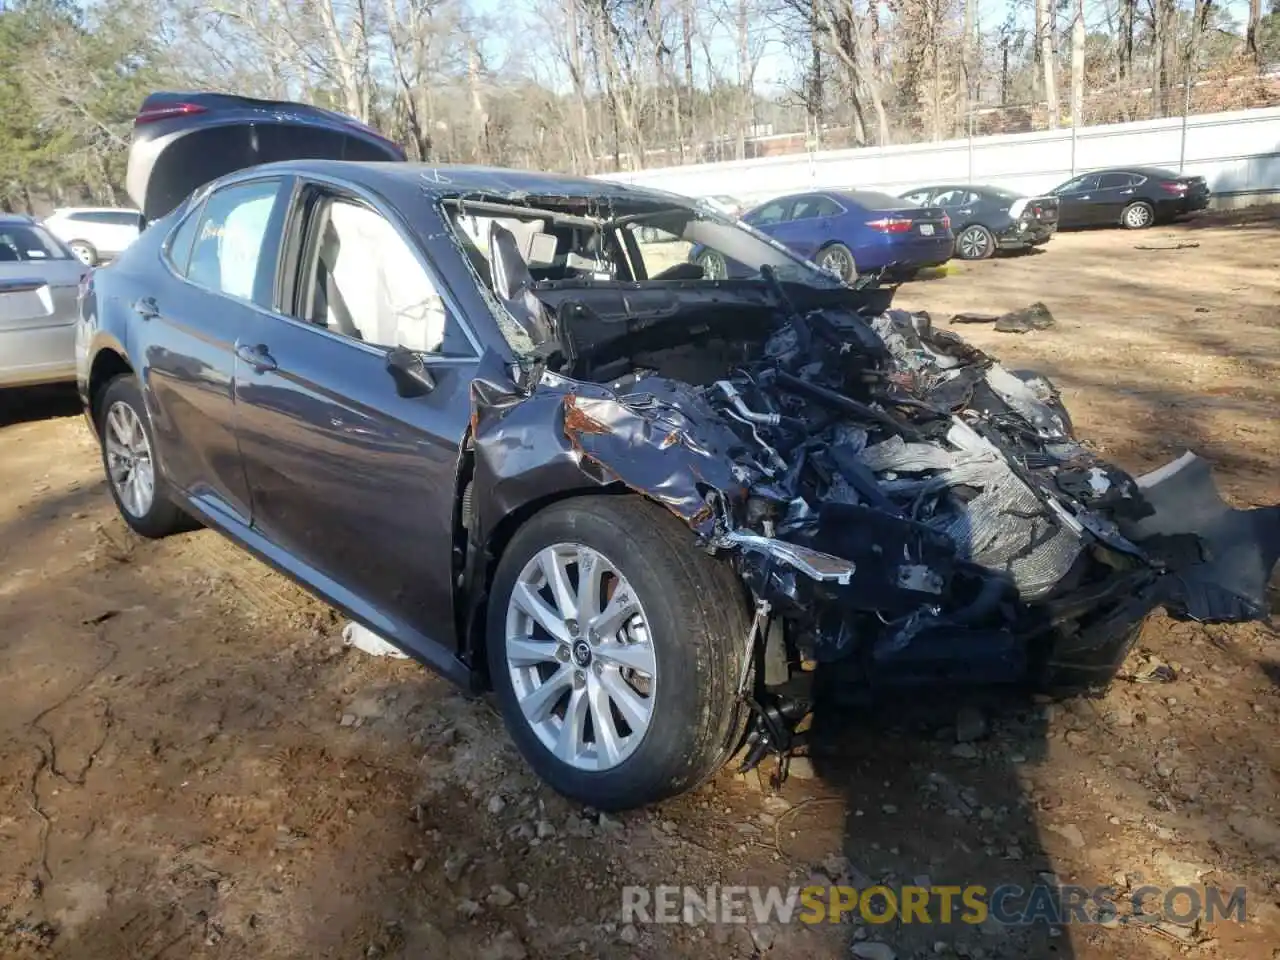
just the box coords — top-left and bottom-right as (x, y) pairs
(240, 160), (693, 213)
(0, 212), (35, 224)
(51, 206), (141, 214)
(1084, 166), (1181, 178)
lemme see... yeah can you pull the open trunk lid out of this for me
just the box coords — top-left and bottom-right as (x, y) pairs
(126, 92), (407, 222)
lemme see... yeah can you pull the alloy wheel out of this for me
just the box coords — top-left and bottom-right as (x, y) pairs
(819, 246), (853, 280)
(70, 243), (95, 266)
(104, 401), (156, 518)
(698, 251), (727, 280)
(1124, 204), (1152, 228)
(504, 543), (657, 772)
(958, 226), (990, 259)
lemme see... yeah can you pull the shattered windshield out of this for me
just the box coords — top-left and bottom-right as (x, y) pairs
(441, 195), (842, 358)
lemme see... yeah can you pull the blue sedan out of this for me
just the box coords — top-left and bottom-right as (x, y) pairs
(695, 190), (954, 282)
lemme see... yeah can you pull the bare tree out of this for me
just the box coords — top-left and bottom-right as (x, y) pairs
(1070, 0), (1084, 125)
(1036, 0), (1058, 127)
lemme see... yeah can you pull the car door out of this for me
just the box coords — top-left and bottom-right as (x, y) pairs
(1052, 174), (1101, 227)
(742, 199), (792, 237)
(232, 180), (478, 654)
(138, 176), (290, 525)
(1093, 172), (1140, 222)
(770, 195), (843, 260)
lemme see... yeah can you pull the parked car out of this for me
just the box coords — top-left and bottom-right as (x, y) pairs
(1048, 166), (1210, 230)
(694, 190), (953, 282)
(703, 194), (745, 218)
(898, 184), (1059, 260)
(79, 92), (1277, 811)
(1, 213), (88, 388)
(42, 206), (146, 265)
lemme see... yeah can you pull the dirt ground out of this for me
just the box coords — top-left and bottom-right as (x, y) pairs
(1, 210), (1278, 960)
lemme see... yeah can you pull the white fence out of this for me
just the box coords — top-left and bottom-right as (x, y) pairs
(597, 106), (1280, 206)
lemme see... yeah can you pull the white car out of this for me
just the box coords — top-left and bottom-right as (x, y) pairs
(42, 207), (145, 265)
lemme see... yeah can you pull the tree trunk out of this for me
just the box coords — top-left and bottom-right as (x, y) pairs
(1070, 0), (1084, 126)
(1246, 0), (1262, 65)
(1037, 0), (1058, 127)
(736, 0), (750, 160)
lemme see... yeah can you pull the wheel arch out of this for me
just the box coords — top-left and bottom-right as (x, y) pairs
(454, 451), (632, 690)
(87, 347), (134, 428)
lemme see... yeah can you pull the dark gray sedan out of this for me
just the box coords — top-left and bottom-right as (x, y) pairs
(78, 92), (1277, 810)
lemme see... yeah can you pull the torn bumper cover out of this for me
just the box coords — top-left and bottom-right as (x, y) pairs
(471, 305), (1277, 692)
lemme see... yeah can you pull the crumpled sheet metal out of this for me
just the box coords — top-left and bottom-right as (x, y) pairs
(561, 377), (754, 537)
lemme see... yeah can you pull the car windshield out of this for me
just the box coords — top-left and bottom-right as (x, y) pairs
(442, 195), (843, 357)
(0, 224), (71, 262)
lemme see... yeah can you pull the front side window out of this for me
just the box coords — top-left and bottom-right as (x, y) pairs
(1099, 173), (1140, 189)
(304, 198), (464, 356)
(187, 179), (281, 301)
(749, 201), (789, 225)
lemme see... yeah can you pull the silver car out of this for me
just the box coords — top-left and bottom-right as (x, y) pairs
(1, 214), (88, 387)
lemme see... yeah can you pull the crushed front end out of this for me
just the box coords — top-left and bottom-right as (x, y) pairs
(459, 197), (1277, 773)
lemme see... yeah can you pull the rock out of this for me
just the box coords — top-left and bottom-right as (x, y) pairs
(535, 819), (556, 839)
(516, 882), (530, 900)
(787, 756), (817, 779)
(881, 804), (898, 815)
(443, 852), (470, 883)
(851, 941), (897, 960)
(339, 713), (357, 727)
(487, 885), (517, 908)
(1227, 813), (1280, 854)
(619, 923), (639, 944)
(950, 743), (978, 760)
(488, 795), (507, 815)
(479, 930), (527, 960)
(412, 857), (426, 873)
(993, 301), (1055, 334)
(457, 899), (483, 919)
(1046, 823), (1085, 849)
(955, 706), (988, 743)
(1064, 730), (1087, 747)
(751, 925), (776, 951)
(598, 812), (624, 833)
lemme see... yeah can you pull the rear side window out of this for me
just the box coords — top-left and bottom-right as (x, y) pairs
(186, 180), (282, 301)
(0, 224), (70, 261)
(165, 200), (205, 275)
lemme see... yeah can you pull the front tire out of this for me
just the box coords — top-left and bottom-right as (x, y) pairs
(96, 375), (187, 538)
(696, 249), (727, 279)
(487, 496), (749, 810)
(817, 242), (857, 281)
(1121, 201), (1154, 229)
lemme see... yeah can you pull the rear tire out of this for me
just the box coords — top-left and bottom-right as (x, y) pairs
(69, 240), (98, 266)
(96, 375), (187, 538)
(1121, 201), (1154, 229)
(955, 224), (996, 260)
(487, 496), (750, 810)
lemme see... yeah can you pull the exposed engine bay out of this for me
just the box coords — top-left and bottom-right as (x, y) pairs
(464, 213), (1278, 773)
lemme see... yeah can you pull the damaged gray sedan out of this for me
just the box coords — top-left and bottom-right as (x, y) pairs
(80, 94), (1277, 810)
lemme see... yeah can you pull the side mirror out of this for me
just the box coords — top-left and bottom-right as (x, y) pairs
(385, 345), (436, 398)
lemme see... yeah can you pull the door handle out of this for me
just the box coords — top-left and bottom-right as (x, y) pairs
(133, 296), (159, 320)
(234, 341), (277, 373)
